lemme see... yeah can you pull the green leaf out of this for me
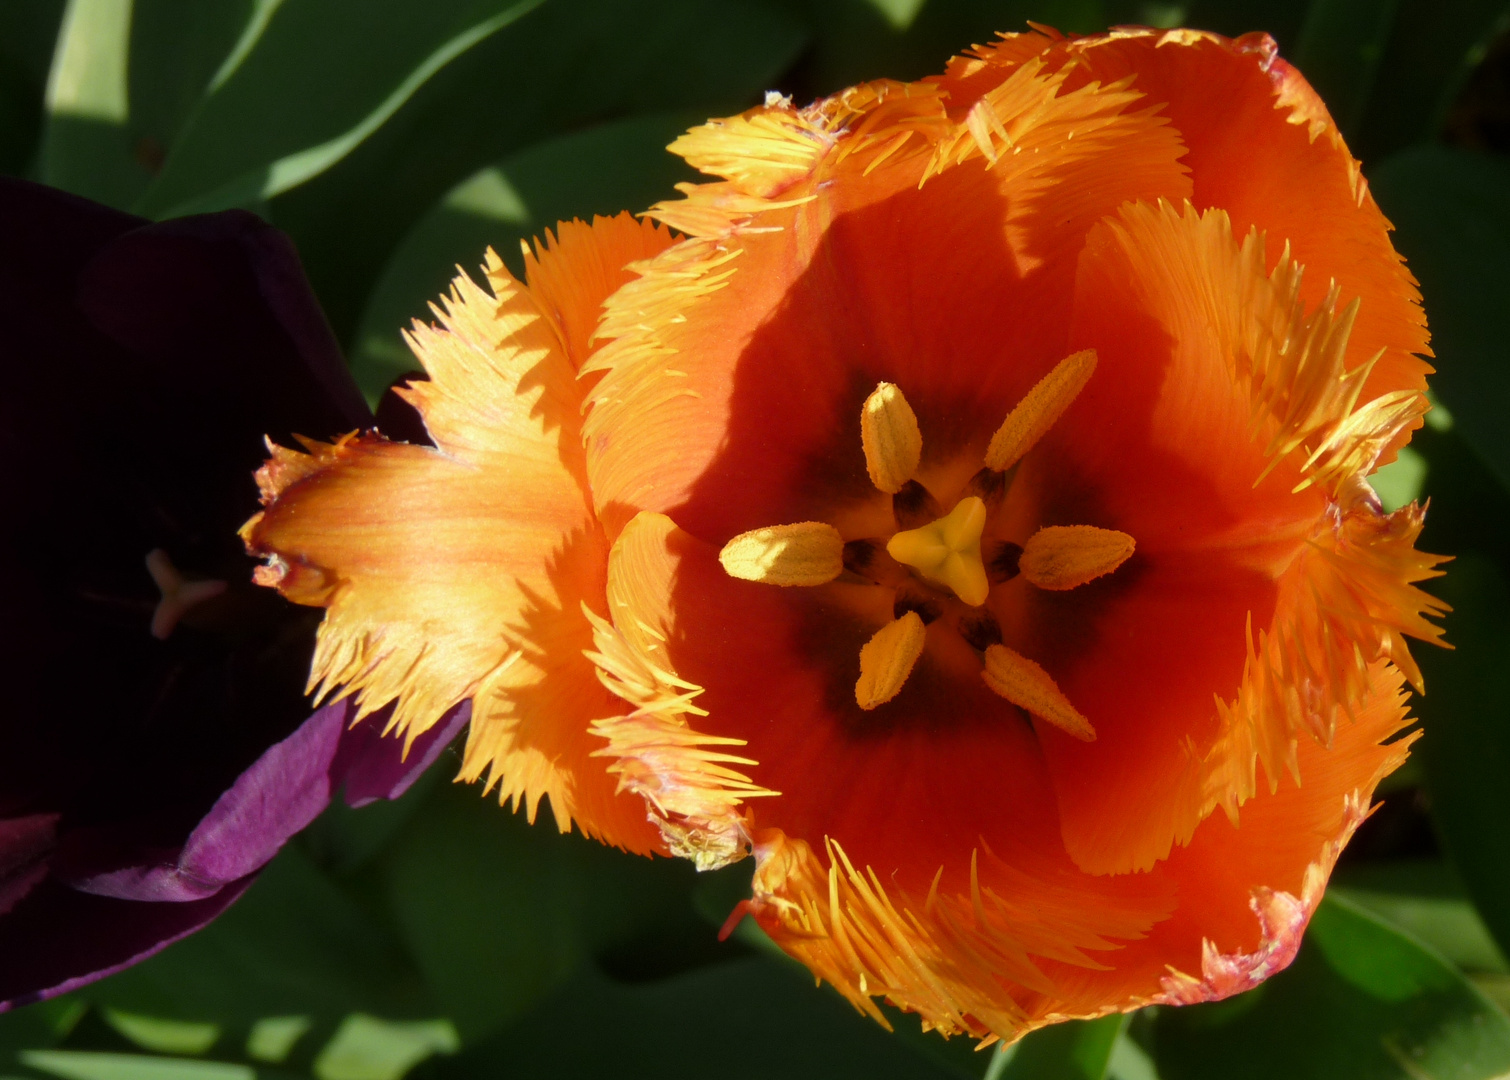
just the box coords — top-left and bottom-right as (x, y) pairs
(100, 1011), (219, 1056)
(990, 1014), (1126, 1080)
(19, 1051), (253, 1080)
(310, 1014), (459, 1080)
(372, 781), (738, 1045)
(1371, 144), (1510, 493)
(1354, 0), (1510, 161)
(349, 110), (700, 403)
(430, 957), (975, 1080)
(0, 0), (66, 176)
(38, 0), (257, 209)
(83, 843), (432, 1029)
(135, 0), (545, 217)
(1414, 555), (1510, 965)
(1148, 894), (1510, 1080)
(1293, 0), (1404, 138)
(1333, 861), (1509, 975)
(265, 0), (806, 348)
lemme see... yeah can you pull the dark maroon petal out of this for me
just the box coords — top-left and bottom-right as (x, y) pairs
(77, 210), (371, 447)
(337, 701), (470, 808)
(0, 876), (252, 1012)
(66, 703), (349, 902)
(0, 180), (365, 843)
(0, 814), (58, 916)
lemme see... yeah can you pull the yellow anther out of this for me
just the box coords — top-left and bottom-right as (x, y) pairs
(1019, 525), (1136, 591)
(885, 496), (989, 606)
(855, 611), (927, 709)
(861, 382), (922, 494)
(719, 521), (845, 586)
(984, 349), (1098, 471)
(981, 644), (1096, 741)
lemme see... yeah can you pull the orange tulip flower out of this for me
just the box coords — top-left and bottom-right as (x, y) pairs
(243, 26), (1448, 1042)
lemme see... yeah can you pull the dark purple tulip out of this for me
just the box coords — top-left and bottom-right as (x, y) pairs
(0, 177), (464, 1009)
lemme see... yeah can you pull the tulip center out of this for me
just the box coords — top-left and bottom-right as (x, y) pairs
(717, 349), (1135, 740)
(885, 497), (989, 606)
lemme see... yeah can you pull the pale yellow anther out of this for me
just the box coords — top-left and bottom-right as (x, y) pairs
(981, 644), (1096, 741)
(719, 521), (844, 586)
(984, 349), (1098, 471)
(861, 382), (922, 494)
(1019, 525), (1136, 591)
(855, 611), (927, 710)
(885, 496), (989, 606)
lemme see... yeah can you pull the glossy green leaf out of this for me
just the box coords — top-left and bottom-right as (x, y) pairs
(1148, 894), (1510, 1080)
(990, 1014), (1126, 1080)
(430, 957), (976, 1080)
(1371, 145), (1510, 493)
(772, 0), (1107, 96)
(349, 110), (700, 403)
(20, 1050), (253, 1080)
(266, 0), (805, 347)
(0, 0), (66, 176)
(1414, 554), (1510, 965)
(373, 781), (742, 1045)
(1293, 0), (1403, 137)
(1354, 0), (1510, 161)
(311, 1014), (458, 1080)
(1334, 861), (1509, 975)
(100, 1011), (218, 1056)
(38, 0), (256, 209)
(135, 0), (545, 217)
(82, 843), (432, 1028)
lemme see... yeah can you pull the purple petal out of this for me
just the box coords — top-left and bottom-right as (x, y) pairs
(0, 814), (58, 917)
(0, 876), (252, 1012)
(337, 701), (470, 808)
(69, 703), (349, 902)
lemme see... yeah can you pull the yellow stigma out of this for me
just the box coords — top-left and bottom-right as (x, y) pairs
(885, 496), (989, 606)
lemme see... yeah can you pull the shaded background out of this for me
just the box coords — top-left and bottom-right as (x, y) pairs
(3, 0), (1510, 1076)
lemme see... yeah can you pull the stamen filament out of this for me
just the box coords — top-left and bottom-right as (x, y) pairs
(1019, 525), (1136, 591)
(981, 644), (1095, 741)
(720, 522), (844, 586)
(856, 611), (927, 709)
(861, 382), (923, 494)
(984, 349), (1098, 471)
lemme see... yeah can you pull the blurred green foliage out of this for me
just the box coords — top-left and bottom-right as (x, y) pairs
(5, 0), (1510, 1076)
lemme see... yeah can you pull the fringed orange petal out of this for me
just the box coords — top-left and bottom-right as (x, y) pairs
(243, 217), (677, 854)
(1023, 198), (1438, 876)
(584, 58), (1190, 546)
(946, 27), (1431, 439)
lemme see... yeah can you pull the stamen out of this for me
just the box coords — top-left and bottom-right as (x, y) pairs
(958, 609), (1003, 651)
(963, 466), (1008, 508)
(855, 611), (927, 709)
(893, 479), (942, 531)
(1019, 525), (1135, 591)
(719, 522), (844, 586)
(985, 540), (1023, 584)
(893, 588), (942, 625)
(980, 644), (1095, 741)
(984, 349), (1098, 471)
(886, 496), (989, 606)
(861, 382), (923, 494)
